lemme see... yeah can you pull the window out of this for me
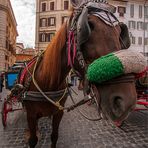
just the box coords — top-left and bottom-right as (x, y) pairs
(118, 6), (126, 17)
(50, 2), (54, 10)
(130, 4), (134, 18)
(144, 38), (148, 45)
(6, 39), (9, 49)
(39, 33), (46, 42)
(144, 22), (148, 30)
(128, 21), (136, 29)
(138, 37), (142, 45)
(137, 22), (144, 30)
(64, 1), (69, 10)
(144, 6), (148, 18)
(46, 33), (55, 42)
(39, 18), (47, 27)
(48, 17), (56, 26)
(5, 55), (8, 61)
(62, 16), (69, 24)
(139, 5), (143, 18)
(42, 3), (46, 12)
(131, 36), (136, 44)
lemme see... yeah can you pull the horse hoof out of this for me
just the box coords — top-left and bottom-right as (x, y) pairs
(24, 129), (30, 143)
(24, 129), (41, 143)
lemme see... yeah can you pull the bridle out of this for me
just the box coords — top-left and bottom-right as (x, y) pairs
(67, 1), (122, 97)
(67, 1), (123, 78)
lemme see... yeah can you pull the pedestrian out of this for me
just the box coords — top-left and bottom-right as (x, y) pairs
(0, 72), (4, 92)
(70, 71), (77, 86)
(0, 74), (2, 92)
(0, 73), (3, 101)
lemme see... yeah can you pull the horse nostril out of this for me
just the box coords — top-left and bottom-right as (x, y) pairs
(113, 97), (122, 109)
(112, 96), (124, 117)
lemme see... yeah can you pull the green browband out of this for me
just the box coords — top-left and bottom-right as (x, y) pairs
(87, 50), (147, 83)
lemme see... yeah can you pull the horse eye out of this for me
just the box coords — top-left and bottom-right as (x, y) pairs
(88, 21), (94, 30)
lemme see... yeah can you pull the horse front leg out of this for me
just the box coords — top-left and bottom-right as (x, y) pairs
(27, 114), (38, 148)
(51, 110), (64, 148)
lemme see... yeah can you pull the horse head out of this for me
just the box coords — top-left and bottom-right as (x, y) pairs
(87, 50), (147, 126)
(69, 0), (131, 101)
(69, 0), (131, 77)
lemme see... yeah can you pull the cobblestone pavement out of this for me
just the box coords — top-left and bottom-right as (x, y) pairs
(0, 87), (147, 148)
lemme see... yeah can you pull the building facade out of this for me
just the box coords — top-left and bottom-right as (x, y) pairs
(16, 42), (24, 54)
(35, 0), (70, 51)
(109, 0), (148, 59)
(16, 43), (36, 62)
(35, 0), (148, 59)
(0, 0), (18, 71)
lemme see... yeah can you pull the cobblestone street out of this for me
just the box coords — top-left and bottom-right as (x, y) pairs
(0, 87), (147, 148)
(0, 0), (148, 148)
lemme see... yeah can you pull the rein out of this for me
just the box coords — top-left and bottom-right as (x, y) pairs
(67, 86), (102, 121)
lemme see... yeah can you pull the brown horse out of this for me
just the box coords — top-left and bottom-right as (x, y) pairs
(22, 1), (136, 148)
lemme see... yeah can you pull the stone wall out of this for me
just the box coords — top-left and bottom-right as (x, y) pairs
(35, 0), (70, 51)
(0, 0), (17, 71)
(0, 5), (7, 71)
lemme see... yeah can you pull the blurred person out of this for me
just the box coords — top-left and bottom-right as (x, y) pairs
(70, 71), (77, 86)
(0, 72), (4, 92)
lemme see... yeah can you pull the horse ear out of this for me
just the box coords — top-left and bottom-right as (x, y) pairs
(70, 0), (83, 7)
(119, 23), (131, 49)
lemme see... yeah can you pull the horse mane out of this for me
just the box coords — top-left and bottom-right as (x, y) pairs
(39, 23), (67, 89)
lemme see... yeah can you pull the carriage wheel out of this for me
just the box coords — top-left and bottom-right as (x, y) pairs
(1, 101), (7, 128)
(1, 101), (9, 128)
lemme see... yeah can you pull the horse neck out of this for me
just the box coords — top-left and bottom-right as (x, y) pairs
(36, 23), (70, 91)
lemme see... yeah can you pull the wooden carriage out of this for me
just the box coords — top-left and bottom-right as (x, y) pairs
(1, 64), (25, 127)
